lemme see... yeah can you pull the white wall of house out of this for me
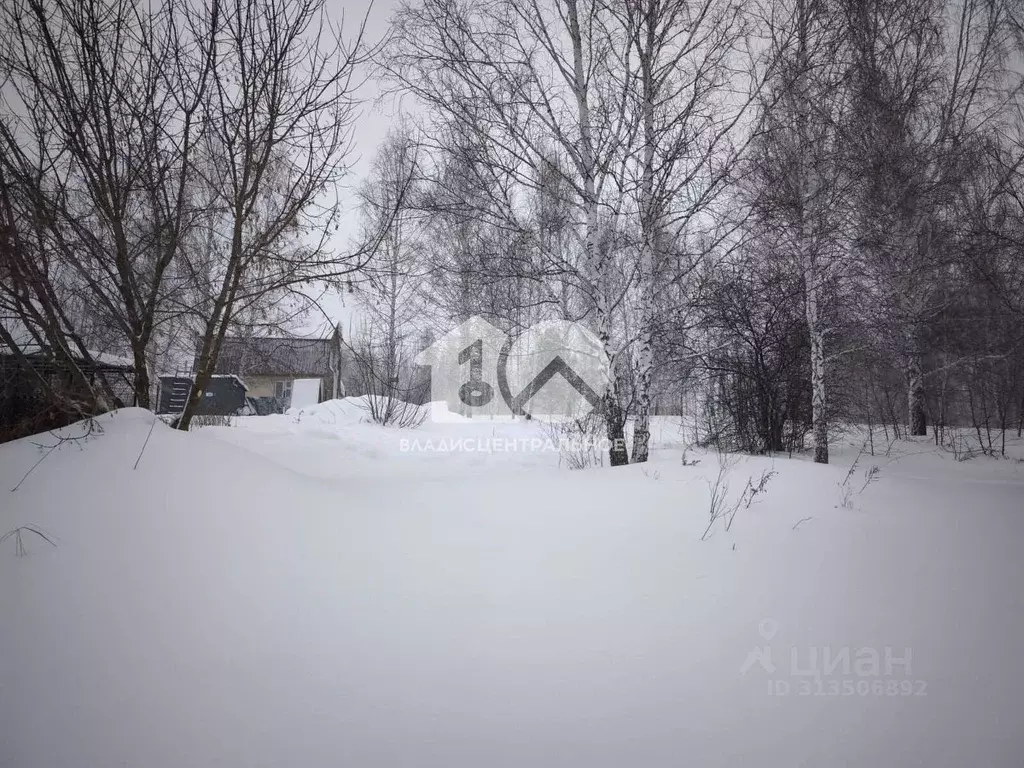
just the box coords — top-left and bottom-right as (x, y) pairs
(242, 376), (279, 399)
(244, 375), (328, 406)
(291, 378), (322, 408)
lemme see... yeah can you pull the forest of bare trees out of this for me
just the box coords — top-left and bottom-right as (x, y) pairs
(374, 0), (1024, 464)
(0, 0), (381, 435)
(3, 0), (1024, 465)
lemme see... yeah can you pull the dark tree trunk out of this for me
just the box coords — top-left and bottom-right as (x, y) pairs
(908, 353), (927, 436)
(605, 395), (629, 466)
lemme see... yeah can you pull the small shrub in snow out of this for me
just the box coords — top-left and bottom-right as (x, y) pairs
(838, 443), (881, 509)
(946, 433), (978, 462)
(535, 402), (607, 470)
(360, 395), (427, 429)
(838, 483), (853, 509)
(701, 453), (776, 540)
(543, 410), (606, 470)
(702, 452), (737, 539)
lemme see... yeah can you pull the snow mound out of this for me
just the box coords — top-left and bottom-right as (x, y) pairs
(284, 396), (472, 425)
(285, 395), (382, 424)
(2, 409), (1024, 767)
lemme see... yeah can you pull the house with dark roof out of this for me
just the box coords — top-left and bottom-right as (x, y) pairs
(202, 328), (345, 411)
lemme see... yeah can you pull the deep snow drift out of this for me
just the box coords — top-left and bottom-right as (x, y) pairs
(1, 404), (1023, 767)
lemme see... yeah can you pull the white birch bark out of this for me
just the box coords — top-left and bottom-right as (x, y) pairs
(794, 0), (830, 463)
(803, 244), (829, 463)
(566, 0), (629, 465)
(631, 17), (658, 464)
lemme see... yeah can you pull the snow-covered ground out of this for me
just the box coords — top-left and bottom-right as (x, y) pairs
(1, 400), (1023, 767)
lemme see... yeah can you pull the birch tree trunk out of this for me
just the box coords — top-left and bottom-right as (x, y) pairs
(567, 0), (629, 466)
(756, 0), (842, 464)
(631, 22), (658, 464)
(795, 0), (829, 464)
(616, 0), (757, 463)
(632, 277), (656, 463)
(804, 250), (829, 463)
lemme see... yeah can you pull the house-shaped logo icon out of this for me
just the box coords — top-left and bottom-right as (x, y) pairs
(415, 316), (608, 423)
(414, 316), (512, 421)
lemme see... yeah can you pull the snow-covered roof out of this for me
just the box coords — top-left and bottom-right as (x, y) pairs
(2, 343), (135, 370)
(1, 315), (134, 369)
(88, 351), (135, 368)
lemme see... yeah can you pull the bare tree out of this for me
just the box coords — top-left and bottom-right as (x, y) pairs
(611, 0), (762, 462)
(0, 0), (216, 410)
(749, 0), (851, 463)
(844, 0), (1014, 437)
(351, 126), (430, 423)
(176, 0), (375, 430)
(387, 0), (636, 464)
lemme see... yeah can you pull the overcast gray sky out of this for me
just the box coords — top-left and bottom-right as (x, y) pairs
(300, 0), (403, 337)
(332, 0), (402, 210)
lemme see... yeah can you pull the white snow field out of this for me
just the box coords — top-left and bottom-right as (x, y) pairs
(1, 401), (1023, 767)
